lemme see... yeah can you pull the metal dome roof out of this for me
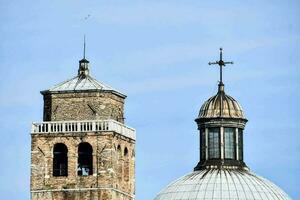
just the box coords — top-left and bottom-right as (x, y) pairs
(198, 84), (245, 120)
(154, 169), (291, 200)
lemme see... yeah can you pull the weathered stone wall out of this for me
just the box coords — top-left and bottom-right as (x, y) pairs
(32, 83), (135, 200)
(31, 189), (133, 200)
(43, 92), (125, 123)
(31, 131), (135, 200)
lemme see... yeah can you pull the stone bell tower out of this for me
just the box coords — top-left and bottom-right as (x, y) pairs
(30, 48), (136, 200)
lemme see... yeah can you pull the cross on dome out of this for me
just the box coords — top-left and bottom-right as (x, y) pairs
(208, 48), (233, 84)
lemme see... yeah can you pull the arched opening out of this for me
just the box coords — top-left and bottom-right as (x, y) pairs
(124, 147), (128, 157)
(117, 145), (123, 181)
(53, 143), (68, 176)
(77, 142), (93, 176)
(117, 145), (122, 158)
(124, 147), (129, 182)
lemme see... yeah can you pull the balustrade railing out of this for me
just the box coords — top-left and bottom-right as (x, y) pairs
(31, 120), (135, 140)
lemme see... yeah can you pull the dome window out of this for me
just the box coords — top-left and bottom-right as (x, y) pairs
(200, 129), (206, 160)
(208, 128), (220, 159)
(224, 128), (236, 159)
(238, 129), (243, 161)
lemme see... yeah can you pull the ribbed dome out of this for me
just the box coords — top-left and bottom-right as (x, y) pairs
(154, 169), (291, 200)
(198, 84), (245, 119)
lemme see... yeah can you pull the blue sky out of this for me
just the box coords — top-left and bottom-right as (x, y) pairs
(0, 0), (299, 199)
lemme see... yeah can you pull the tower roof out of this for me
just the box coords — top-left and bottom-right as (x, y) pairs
(41, 74), (126, 98)
(41, 39), (126, 98)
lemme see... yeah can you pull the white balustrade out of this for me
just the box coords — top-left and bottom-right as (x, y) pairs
(31, 120), (136, 140)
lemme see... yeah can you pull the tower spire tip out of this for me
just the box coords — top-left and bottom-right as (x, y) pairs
(83, 35), (86, 59)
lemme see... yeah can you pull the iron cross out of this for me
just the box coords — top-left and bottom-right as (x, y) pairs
(208, 48), (233, 84)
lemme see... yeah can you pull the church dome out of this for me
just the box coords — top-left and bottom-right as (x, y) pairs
(154, 48), (291, 200)
(198, 83), (245, 120)
(154, 169), (291, 200)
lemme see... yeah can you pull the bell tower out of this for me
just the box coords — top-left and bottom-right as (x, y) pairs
(30, 47), (136, 200)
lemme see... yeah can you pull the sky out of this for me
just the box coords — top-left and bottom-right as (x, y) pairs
(0, 0), (299, 199)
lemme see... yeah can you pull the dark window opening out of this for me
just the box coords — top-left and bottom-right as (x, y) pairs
(53, 143), (68, 176)
(208, 128), (220, 159)
(117, 145), (123, 180)
(224, 128), (236, 159)
(117, 145), (122, 158)
(238, 129), (243, 161)
(124, 147), (129, 181)
(77, 142), (93, 176)
(124, 147), (128, 157)
(200, 129), (206, 160)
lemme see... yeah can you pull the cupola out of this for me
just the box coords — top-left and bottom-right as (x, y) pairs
(194, 48), (247, 170)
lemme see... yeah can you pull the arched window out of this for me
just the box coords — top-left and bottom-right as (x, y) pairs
(117, 145), (122, 158)
(124, 147), (129, 182)
(117, 145), (123, 181)
(208, 128), (220, 159)
(78, 142), (93, 176)
(224, 128), (236, 159)
(53, 143), (68, 176)
(124, 147), (128, 157)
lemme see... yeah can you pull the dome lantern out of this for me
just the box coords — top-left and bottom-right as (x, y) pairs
(194, 48), (248, 170)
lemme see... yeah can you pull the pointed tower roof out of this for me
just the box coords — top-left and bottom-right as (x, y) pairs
(41, 39), (126, 98)
(41, 63), (125, 98)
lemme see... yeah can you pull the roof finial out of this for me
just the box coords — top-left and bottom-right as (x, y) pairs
(83, 34), (86, 59)
(208, 48), (234, 87)
(78, 35), (90, 77)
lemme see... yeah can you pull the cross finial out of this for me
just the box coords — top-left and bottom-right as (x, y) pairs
(208, 48), (233, 85)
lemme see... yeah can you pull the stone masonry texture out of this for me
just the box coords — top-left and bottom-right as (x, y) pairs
(31, 90), (135, 200)
(43, 91), (125, 123)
